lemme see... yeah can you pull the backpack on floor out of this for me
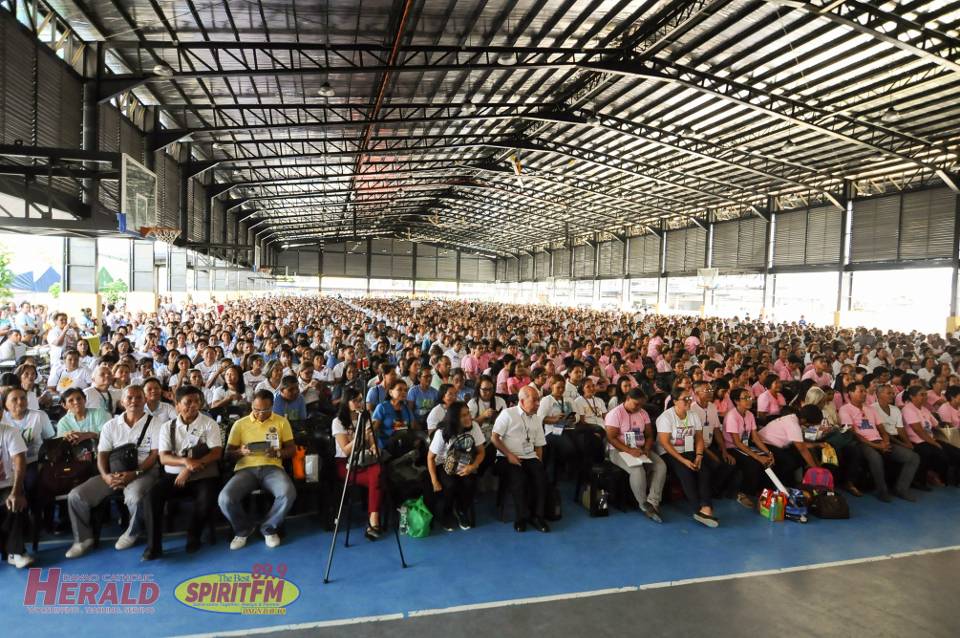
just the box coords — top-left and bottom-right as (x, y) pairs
(580, 464), (612, 517)
(801, 467), (834, 491)
(809, 490), (849, 519)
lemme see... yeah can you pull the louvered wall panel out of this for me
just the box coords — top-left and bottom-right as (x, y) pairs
(665, 229), (686, 273)
(736, 218), (766, 268)
(573, 244), (594, 278)
(437, 249), (458, 279)
(598, 240), (624, 277)
(773, 210), (807, 267)
(711, 221), (739, 269)
(851, 195), (900, 262)
(520, 254), (534, 281)
(505, 256), (519, 282)
(804, 206), (842, 265)
(553, 248), (571, 277)
(535, 250), (550, 279)
(1, 20), (34, 145)
(478, 258), (495, 281)
(684, 227), (707, 272)
(627, 235), (660, 275)
(459, 254), (480, 282)
(899, 188), (956, 260)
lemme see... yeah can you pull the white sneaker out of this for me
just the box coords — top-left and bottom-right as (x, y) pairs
(229, 536), (248, 551)
(115, 532), (139, 550)
(7, 553), (34, 569)
(65, 539), (94, 559)
(264, 534), (281, 548)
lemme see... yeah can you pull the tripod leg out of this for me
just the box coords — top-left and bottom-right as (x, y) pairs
(343, 485), (354, 548)
(394, 512), (407, 568)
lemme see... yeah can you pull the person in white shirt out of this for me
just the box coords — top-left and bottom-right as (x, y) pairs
(47, 350), (93, 394)
(242, 354), (267, 390)
(537, 374), (580, 485)
(46, 312), (78, 363)
(426, 384), (457, 435)
(0, 417), (32, 568)
(1, 386), (55, 469)
(143, 378), (177, 424)
(491, 386), (549, 533)
(467, 376), (506, 474)
(84, 365), (122, 414)
(142, 385), (223, 560)
(195, 347), (221, 383)
(65, 384), (161, 558)
(0, 329), (26, 362)
(427, 401), (486, 531)
(689, 380), (742, 506)
(656, 386), (717, 528)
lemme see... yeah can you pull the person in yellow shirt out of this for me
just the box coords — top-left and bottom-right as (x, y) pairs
(218, 389), (297, 550)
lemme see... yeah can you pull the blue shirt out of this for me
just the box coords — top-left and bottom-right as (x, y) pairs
(272, 393), (307, 422)
(372, 400), (413, 447)
(406, 385), (439, 425)
(365, 384), (388, 407)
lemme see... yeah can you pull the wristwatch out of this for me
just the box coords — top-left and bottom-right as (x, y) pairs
(135, 469), (144, 478)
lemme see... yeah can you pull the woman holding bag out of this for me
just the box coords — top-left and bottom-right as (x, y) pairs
(427, 400), (485, 532)
(332, 388), (383, 540)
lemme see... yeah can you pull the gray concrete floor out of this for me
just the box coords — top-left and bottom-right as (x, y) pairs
(251, 550), (960, 638)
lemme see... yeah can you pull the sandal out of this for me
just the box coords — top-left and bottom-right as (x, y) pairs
(364, 525), (382, 541)
(845, 484), (863, 497)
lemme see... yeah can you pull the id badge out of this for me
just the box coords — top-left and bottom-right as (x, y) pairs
(860, 418), (872, 431)
(265, 430), (280, 450)
(740, 431), (750, 445)
(624, 431), (637, 448)
(684, 435), (695, 452)
(521, 437), (534, 456)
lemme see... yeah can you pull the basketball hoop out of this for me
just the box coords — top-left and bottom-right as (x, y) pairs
(141, 226), (180, 244)
(697, 267), (719, 290)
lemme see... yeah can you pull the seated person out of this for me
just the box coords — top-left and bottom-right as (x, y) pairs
(656, 386), (717, 528)
(689, 380), (742, 505)
(426, 383), (457, 436)
(407, 368), (439, 430)
(272, 375), (307, 423)
(756, 374), (786, 420)
(143, 385), (223, 560)
(937, 385), (960, 427)
(427, 401), (485, 531)
(56, 387), (110, 444)
(723, 388), (774, 496)
(332, 388), (383, 540)
(83, 365), (121, 414)
(208, 365), (250, 413)
(757, 405), (825, 487)
(1, 386), (54, 506)
(65, 385), (161, 558)
(365, 363), (397, 413)
(143, 378), (177, 424)
(218, 389), (297, 549)
(536, 374), (580, 485)
(47, 349), (92, 393)
(900, 385), (960, 488)
(468, 376), (507, 474)
(605, 387), (667, 522)
(0, 417), (32, 567)
(372, 379), (413, 447)
(491, 386), (549, 533)
(839, 381), (919, 502)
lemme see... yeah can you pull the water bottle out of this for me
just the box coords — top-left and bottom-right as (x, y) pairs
(598, 489), (609, 513)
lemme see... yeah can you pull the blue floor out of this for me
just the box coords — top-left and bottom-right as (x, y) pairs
(5, 486), (960, 637)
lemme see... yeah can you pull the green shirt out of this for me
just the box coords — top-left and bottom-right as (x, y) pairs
(56, 407), (110, 437)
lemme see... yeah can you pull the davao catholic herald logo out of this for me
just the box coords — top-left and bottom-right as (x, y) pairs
(175, 563), (300, 615)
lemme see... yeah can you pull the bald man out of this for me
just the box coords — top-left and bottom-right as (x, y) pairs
(492, 386), (549, 533)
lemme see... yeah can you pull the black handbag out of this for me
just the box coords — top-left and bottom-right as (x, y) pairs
(809, 490), (850, 519)
(108, 415), (153, 473)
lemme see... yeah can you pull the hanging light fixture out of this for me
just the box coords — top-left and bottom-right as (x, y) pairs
(880, 106), (901, 124)
(586, 113), (600, 126)
(211, 142), (223, 150)
(497, 51), (518, 65)
(781, 138), (797, 152)
(152, 63), (174, 77)
(318, 81), (336, 98)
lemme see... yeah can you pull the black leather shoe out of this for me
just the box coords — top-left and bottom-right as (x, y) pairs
(141, 547), (162, 561)
(513, 519), (527, 533)
(531, 517), (550, 533)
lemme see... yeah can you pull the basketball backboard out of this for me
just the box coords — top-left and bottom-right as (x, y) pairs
(119, 153), (157, 236)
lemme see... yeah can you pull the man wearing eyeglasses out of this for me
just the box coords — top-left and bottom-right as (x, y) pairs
(468, 375), (507, 475)
(218, 389), (297, 551)
(491, 386), (549, 533)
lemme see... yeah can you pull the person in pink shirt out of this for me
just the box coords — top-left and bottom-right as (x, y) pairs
(683, 328), (701, 355)
(506, 364), (531, 397)
(801, 355), (832, 387)
(839, 381), (918, 502)
(723, 388), (773, 497)
(604, 388), (666, 522)
(647, 330), (664, 359)
(926, 378), (946, 412)
(899, 385), (959, 488)
(712, 380), (733, 418)
(756, 374), (786, 420)
(937, 385), (960, 427)
(758, 405), (824, 488)
(460, 343), (482, 382)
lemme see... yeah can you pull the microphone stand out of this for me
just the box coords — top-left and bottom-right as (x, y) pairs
(323, 382), (407, 583)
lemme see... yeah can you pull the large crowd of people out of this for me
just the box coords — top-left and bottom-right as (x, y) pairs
(1, 293), (959, 569)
